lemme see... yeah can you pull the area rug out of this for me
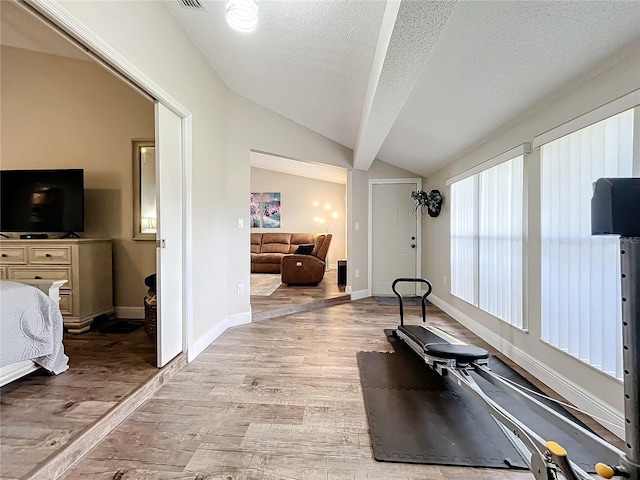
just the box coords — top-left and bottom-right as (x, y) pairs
(250, 274), (282, 296)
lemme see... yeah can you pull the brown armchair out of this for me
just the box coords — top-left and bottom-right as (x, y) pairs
(281, 234), (332, 285)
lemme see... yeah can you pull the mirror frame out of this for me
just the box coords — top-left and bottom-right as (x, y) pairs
(132, 139), (156, 241)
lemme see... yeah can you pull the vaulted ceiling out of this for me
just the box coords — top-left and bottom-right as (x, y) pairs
(166, 0), (640, 176)
(3, 1), (639, 177)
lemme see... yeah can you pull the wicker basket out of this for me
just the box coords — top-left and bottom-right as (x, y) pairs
(144, 297), (157, 337)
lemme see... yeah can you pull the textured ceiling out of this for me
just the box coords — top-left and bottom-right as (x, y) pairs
(4, 1), (638, 178)
(165, 0), (640, 177)
(165, 0), (387, 149)
(377, 0), (640, 175)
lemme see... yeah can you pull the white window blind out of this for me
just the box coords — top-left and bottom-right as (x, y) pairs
(450, 155), (524, 328)
(479, 157), (524, 328)
(541, 108), (634, 380)
(451, 176), (477, 305)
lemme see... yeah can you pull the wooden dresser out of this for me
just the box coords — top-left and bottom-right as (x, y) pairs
(0, 238), (114, 333)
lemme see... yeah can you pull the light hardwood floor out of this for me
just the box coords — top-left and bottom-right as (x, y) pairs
(1, 278), (621, 479)
(0, 323), (157, 480)
(58, 298), (621, 480)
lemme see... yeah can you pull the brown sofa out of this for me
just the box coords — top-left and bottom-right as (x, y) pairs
(251, 232), (332, 285)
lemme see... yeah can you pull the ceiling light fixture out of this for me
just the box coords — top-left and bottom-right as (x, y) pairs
(225, 0), (258, 33)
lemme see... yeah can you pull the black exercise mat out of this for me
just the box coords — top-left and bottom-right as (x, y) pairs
(374, 296), (432, 307)
(358, 340), (615, 471)
(357, 350), (528, 468)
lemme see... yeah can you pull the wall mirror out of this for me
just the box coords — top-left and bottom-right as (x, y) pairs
(132, 139), (157, 240)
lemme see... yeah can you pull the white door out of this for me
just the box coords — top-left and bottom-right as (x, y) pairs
(155, 102), (183, 367)
(371, 182), (419, 296)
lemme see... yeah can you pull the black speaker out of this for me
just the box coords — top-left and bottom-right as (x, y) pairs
(592, 178), (640, 237)
(337, 259), (347, 286)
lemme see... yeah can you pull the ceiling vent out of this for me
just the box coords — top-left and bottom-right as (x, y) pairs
(179, 0), (206, 11)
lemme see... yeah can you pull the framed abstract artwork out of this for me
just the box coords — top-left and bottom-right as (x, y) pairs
(250, 193), (261, 228)
(262, 192), (281, 228)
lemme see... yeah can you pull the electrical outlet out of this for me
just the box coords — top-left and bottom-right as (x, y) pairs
(237, 283), (244, 295)
(355, 269), (360, 278)
(443, 275), (447, 286)
(237, 218), (244, 229)
(355, 222), (360, 231)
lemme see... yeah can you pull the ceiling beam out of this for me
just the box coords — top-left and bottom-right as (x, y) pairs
(352, 0), (456, 171)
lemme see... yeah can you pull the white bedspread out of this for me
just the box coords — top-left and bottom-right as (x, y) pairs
(0, 281), (69, 374)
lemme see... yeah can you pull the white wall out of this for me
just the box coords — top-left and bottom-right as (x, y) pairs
(45, 0), (230, 344)
(422, 52), (640, 435)
(250, 167), (346, 264)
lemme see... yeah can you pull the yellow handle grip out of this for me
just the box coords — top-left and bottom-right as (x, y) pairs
(595, 463), (615, 479)
(546, 441), (567, 457)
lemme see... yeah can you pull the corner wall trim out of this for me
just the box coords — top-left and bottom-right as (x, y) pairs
(189, 321), (227, 362)
(428, 293), (625, 439)
(227, 311), (252, 328)
(188, 310), (253, 362)
(349, 289), (371, 301)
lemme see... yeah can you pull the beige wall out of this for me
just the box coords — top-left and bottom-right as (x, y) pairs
(0, 46), (155, 310)
(347, 160), (419, 293)
(422, 52), (640, 428)
(227, 91), (353, 315)
(50, 0), (231, 343)
(250, 167), (346, 264)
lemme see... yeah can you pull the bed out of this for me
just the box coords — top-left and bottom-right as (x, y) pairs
(0, 280), (69, 387)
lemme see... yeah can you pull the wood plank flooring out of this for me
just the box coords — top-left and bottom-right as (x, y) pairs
(0, 323), (157, 480)
(58, 299), (621, 479)
(251, 270), (348, 320)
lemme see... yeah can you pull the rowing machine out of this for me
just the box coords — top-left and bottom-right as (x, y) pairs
(387, 177), (640, 480)
(391, 277), (626, 479)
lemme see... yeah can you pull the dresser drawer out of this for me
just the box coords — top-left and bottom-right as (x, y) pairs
(0, 247), (27, 265)
(0, 267), (6, 279)
(7, 267), (72, 289)
(58, 293), (72, 315)
(29, 246), (71, 265)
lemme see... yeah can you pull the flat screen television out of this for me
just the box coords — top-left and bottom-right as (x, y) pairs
(0, 169), (84, 234)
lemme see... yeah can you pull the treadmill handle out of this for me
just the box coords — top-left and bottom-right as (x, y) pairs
(391, 278), (433, 326)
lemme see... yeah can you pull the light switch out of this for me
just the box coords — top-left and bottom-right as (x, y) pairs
(237, 218), (244, 229)
(355, 222), (360, 231)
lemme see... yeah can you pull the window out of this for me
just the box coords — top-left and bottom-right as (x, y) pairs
(540, 108), (634, 380)
(450, 154), (524, 328)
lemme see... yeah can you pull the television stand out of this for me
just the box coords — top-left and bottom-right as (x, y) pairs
(0, 238), (114, 333)
(60, 232), (80, 239)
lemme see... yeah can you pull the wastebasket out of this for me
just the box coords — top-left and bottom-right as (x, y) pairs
(337, 259), (347, 286)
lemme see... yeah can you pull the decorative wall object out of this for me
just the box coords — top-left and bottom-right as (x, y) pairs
(262, 192), (281, 228)
(411, 189), (443, 217)
(250, 193), (261, 227)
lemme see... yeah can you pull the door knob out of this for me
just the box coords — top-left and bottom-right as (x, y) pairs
(411, 244), (416, 248)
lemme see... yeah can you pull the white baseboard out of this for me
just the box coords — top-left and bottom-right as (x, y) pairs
(227, 311), (252, 328)
(189, 321), (228, 362)
(429, 293), (625, 439)
(115, 306), (144, 319)
(349, 289), (371, 301)
(188, 310), (253, 362)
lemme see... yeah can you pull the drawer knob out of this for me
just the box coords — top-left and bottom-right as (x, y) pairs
(1, 254), (6, 258)
(45, 253), (52, 258)
(34, 276), (42, 279)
